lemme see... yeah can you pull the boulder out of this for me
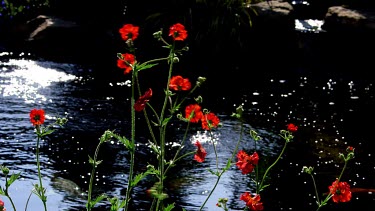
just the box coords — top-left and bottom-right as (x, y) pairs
(2, 15), (118, 65)
(249, 0), (295, 30)
(323, 6), (375, 32)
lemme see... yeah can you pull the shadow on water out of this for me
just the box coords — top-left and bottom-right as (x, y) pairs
(1, 18), (375, 211)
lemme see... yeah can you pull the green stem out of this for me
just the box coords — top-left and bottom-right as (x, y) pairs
(36, 130), (47, 211)
(316, 159), (348, 210)
(199, 171), (223, 211)
(25, 192), (32, 211)
(135, 71), (158, 146)
(164, 122), (191, 175)
(86, 142), (103, 211)
(200, 114), (246, 210)
(155, 44), (175, 211)
(142, 57), (169, 66)
(310, 173), (320, 205)
(258, 140), (288, 193)
(4, 176), (17, 211)
(124, 68), (137, 211)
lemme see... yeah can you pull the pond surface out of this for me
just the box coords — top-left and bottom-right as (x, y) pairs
(1, 30), (375, 211)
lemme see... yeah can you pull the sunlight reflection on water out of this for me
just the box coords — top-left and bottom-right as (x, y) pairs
(0, 57), (77, 103)
(1, 51), (375, 211)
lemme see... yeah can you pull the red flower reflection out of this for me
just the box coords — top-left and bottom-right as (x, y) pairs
(119, 24), (139, 41)
(329, 180), (352, 203)
(169, 23), (188, 41)
(169, 75), (191, 91)
(236, 150), (259, 174)
(117, 53), (136, 74)
(201, 112), (220, 130)
(240, 192), (264, 211)
(134, 88), (153, 112)
(30, 109), (45, 126)
(286, 123), (298, 133)
(194, 141), (207, 163)
(185, 104), (203, 123)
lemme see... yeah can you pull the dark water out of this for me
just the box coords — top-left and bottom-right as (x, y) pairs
(1, 27), (375, 211)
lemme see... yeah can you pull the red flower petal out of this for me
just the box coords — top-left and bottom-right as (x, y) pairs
(30, 109), (45, 126)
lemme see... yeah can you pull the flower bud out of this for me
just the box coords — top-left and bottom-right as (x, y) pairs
(196, 77), (206, 87)
(302, 166), (314, 174)
(56, 117), (68, 126)
(195, 96), (203, 104)
(172, 56), (179, 63)
(1, 166), (9, 175)
(153, 30), (163, 40)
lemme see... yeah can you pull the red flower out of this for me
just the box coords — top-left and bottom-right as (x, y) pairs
(286, 123), (298, 133)
(236, 150), (259, 174)
(30, 109), (45, 126)
(201, 112), (220, 130)
(240, 192), (264, 211)
(185, 104), (203, 123)
(119, 24), (139, 41)
(169, 75), (191, 91)
(329, 180), (352, 203)
(0, 198), (5, 211)
(347, 146), (355, 152)
(117, 53), (136, 74)
(169, 23), (188, 41)
(134, 88), (153, 112)
(194, 141), (207, 163)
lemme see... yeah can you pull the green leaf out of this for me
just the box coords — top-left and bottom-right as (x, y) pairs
(88, 155), (94, 165)
(90, 194), (107, 207)
(41, 129), (55, 136)
(164, 203), (175, 211)
(136, 63), (158, 72)
(131, 171), (151, 187)
(0, 187), (5, 195)
(17, 5), (24, 12)
(148, 141), (160, 155)
(161, 116), (172, 127)
(100, 130), (114, 143)
(207, 169), (219, 176)
(7, 172), (21, 186)
(224, 159), (232, 170)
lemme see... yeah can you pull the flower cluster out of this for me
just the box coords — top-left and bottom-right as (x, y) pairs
(0, 20), (356, 211)
(234, 123), (298, 210)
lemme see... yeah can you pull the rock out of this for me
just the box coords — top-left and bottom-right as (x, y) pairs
(2, 15), (118, 65)
(323, 6), (375, 32)
(249, 0), (295, 30)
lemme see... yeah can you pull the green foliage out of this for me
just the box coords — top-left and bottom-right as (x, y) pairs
(0, 0), (50, 19)
(143, 0), (263, 55)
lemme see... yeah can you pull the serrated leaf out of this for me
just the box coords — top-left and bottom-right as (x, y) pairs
(136, 63), (158, 72)
(207, 169), (218, 176)
(112, 133), (134, 151)
(41, 129), (55, 136)
(161, 116), (172, 126)
(131, 171), (151, 187)
(7, 172), (21, 186)
(164, 203), (175, 211)
(91, 194), (107, 207)
(88, 155), (94, 165)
